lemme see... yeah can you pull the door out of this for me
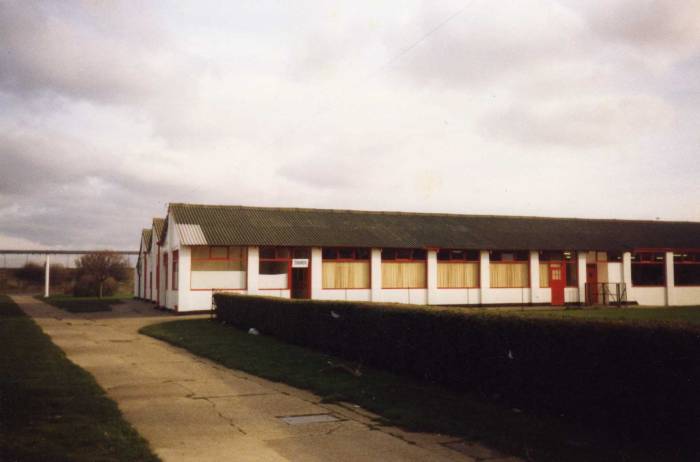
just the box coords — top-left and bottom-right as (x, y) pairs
(291, 248), (311, 299)
(549, 262), (565, 306)
(586, 264), (598, 304)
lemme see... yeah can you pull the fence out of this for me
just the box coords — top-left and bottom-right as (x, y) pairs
(584, 282), (627, 306)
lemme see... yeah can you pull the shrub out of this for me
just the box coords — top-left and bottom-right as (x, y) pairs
(73, 275), (118, 297)
(14, 263), (44, 285)
(74, 251), (128, 297)
(214, 294), (700, 442)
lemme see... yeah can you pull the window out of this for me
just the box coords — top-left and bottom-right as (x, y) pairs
(381, 248), (426, 288)
(191, 246), (247, 290)
(538, 251), (577, 287)
(489, 250), (529, 262)
(632, 252), (665, 286)
(674, 252), (700, 286)
(437, 249), (479, 288)
(172, 250), (178, 290)
(381, 248), (427, 261)
(323, 248), (370, 261)
(490, 250), (529, 288)
(259, 246), (291, 289)
(163, 253), (169, 290)
(191, 246), (247, 271)
(607, 251), (623, 262)
(322, 247), (370, 289)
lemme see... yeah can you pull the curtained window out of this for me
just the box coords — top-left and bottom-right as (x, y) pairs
(490, 250), (529, 288)
(437, 249), (479, 288)
(382, 248), (426, 288)
(322, 248), (370, 289)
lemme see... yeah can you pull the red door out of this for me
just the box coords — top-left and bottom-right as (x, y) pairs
(549, 262), (565, 306)
(586, 264), (598, 304)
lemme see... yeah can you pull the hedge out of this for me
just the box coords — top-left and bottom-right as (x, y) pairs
(213, 294), (700, 440)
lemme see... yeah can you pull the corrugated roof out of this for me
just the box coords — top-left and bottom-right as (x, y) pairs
(167, 203), (700, 250)
(141, 228), (152, 250)
(152, 218), (165, 243)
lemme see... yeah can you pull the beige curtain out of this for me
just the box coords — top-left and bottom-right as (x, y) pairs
(322, 262), (370, 289)
(490, 263), (529, 288)
(382, 262), (426, 288)
(539, 263), (549, 287)
(438, 263), (478, 288)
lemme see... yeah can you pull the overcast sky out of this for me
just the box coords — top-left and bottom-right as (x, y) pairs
(1, 0), (699, 250)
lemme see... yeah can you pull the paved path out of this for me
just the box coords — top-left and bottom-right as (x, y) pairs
(13, 295), (520, 462)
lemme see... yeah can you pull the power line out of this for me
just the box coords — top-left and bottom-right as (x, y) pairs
(267, 2), (475, 148)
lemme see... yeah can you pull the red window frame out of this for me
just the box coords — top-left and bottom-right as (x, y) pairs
(322, 247), (370, 261)
(381, 248), (427, 262)
(437, 249), (480, 289)
(631, 251), (666, 286)
(489, 250), (530, 288)
(673, 251), (700, 287)
(259, 246), (292, 290)
(437, 249), (480, 262)
(538, 250), (578, 287)
(381, 248), (427, 289)
(163, 252), (169, 290)
(172, 250), (179, 290)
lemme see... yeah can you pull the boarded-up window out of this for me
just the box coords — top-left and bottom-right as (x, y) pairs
(323, 262), (370, 289)
(438, 262), (479, 288)
(382, 262), (426, 288)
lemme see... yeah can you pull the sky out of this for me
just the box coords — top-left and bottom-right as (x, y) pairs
(1, 0), (699, 250)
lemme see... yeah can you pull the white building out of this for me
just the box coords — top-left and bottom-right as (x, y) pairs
(136, 203), (700, 313)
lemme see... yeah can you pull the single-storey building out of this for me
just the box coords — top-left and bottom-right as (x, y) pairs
(135, 203), (700, 312)
(135, 218), (165, 304)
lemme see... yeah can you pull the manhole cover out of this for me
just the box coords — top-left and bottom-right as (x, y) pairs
(278, 414), (340, 425)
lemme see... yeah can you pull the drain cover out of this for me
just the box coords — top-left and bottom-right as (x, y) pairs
(279, 414), (339, 425)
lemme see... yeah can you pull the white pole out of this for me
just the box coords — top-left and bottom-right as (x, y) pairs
(44, 254), (50, 298)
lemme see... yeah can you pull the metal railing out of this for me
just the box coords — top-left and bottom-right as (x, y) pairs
(584, 282), (627, 307)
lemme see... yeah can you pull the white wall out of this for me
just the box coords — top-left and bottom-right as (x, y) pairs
(171, 243), (700, 310)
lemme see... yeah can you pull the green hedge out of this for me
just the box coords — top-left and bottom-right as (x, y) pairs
(213, 294), (700, 440)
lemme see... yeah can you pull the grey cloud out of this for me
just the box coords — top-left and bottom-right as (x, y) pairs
(0, 1), (168, 104)
(582, 0), (700, 52)
(477, 95), (673, 148)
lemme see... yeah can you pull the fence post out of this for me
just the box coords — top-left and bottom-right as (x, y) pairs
(44, 254), (50, 298)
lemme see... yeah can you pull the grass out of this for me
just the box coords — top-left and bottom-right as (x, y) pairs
(484, 305), (700, 325)
(0, 295), (159, 462)
(140, 318), (694, 462)
(37, 294), (130, 313)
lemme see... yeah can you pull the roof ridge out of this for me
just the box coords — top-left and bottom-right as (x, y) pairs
(167, 202), (700, 225)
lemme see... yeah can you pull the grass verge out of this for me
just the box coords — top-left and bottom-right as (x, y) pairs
(37, 294), (128, 313)
(0, 295), (159, 461)
(140, 318), (692, 462)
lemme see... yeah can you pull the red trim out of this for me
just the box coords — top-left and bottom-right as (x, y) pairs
(172, 250), (179, 290)
(489, 261), (531, 288)
(436, 260), (480, 289)
(156, 245), (161, 305)
(189, 246), (248, 291)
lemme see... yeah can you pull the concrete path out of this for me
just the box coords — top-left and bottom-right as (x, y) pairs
(12, 295), (520, 462)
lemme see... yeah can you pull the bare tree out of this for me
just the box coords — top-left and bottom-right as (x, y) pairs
(75, 251), (128, 298)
